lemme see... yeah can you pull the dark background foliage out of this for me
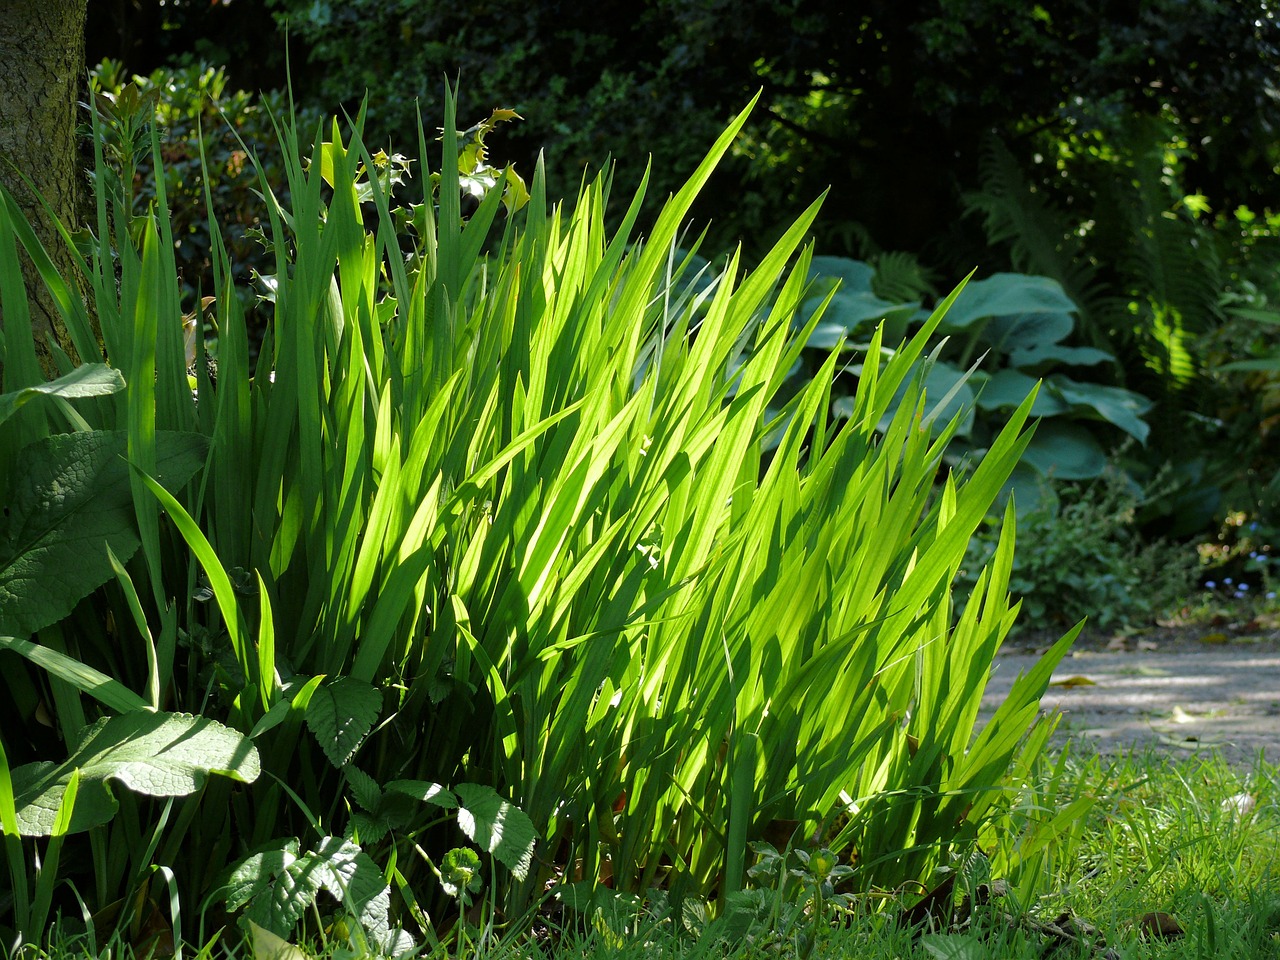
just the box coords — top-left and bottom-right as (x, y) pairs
(83, 0), (1280, 540)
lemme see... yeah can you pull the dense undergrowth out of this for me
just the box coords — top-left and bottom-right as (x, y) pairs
(0, 86), (1089, 955)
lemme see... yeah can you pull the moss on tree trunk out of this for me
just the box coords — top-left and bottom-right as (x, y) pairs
(0, 0), (90, 381)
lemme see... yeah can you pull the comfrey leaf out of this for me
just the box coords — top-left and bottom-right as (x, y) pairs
(10, 711), (259, 836)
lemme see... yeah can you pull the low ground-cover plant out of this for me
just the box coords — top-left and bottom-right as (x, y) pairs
(960, 467), (1201, 634)
(0, 86), (1079, 955)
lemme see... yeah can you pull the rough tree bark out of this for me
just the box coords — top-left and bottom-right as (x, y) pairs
(0, 0), (89, 382)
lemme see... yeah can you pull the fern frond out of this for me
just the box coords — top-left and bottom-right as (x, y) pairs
(1113, 124), (1225, 383)
(962, 138), (1114, 334)
(870, 250), (936, 303)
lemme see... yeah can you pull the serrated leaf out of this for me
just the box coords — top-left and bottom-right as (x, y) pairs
(344, 766), (383, 812)
(385, 779), (458, 809)
(10, 711), (260, 836)
(0, 363), (125, 426)
(304, 837), (397, 948)
(454, 782), (537, 880)
(348, 811), (390, 845)
(225, 839), (301, 911)
(305, 677), (382, 768)
(0, 430), (208, 637)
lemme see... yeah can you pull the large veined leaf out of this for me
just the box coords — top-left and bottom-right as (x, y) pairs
(454, 782), (538, 880)
(1047, 376), (1154, 443)
(984, 310), (1075, 353)
(9, 711), (260, 836)
(1020, 420), (1109, 480)
(0, 429), (208, 637)
(940, 273), (1078, 330)
(1006, 342), (1113, 371)
(0, 363), (125, 426)
(973, 369), (1069, 417)
(305, 676), (382, 768)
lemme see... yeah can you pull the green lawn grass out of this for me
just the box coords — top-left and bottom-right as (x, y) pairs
(31, 744), (1279, 960)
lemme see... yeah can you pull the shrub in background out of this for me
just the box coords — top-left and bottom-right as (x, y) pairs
(88, 59), (315, 358)
(0, 86), (1079, 954)
(959, 468), (1200, 634)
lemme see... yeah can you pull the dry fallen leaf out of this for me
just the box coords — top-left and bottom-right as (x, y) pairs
(1050, 675), (1097, 688)
(1136, 912), (1183, 940)
(1222, 792), (1257, 817)
(1136, 639), (1159, 652)
(1200, 632), (1229, 645)
(1169, 705), (1198, 724)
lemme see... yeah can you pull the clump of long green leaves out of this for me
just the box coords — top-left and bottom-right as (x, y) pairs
(0, 84), (1079, 951)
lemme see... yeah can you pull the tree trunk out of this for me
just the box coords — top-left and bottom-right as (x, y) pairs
(0, 0), (89, 382)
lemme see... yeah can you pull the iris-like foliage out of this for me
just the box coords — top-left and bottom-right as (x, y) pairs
(0, 84), (1078, 950)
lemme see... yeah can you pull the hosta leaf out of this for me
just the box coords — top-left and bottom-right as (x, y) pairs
(10, 711), (260, 836)
(941, 273), (1078, 329)
(799, 290), (907, 345)
(1047, 376), (1153, 443)
(0, 363), (125, 426)
(987, 310), (1075, 351)
(454, 782), (537, 880)
(974, 369), (1068, 416)
(305, 677), (382, 768)
(0, 429), (207, 637)
(1020, 420), (1108, 480)
(806, 255), (877, 291)
(1007, 343), (1113, 371)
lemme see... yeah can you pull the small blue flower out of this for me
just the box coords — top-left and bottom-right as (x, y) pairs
(1205, 580), (1217, 589)
(1268, 591), (1277, 600)
(1240, 583), (1250, 591)
(1225, 577), (1234, 585)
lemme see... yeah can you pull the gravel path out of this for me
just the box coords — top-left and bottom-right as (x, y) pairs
(978, 629), (1280, 767)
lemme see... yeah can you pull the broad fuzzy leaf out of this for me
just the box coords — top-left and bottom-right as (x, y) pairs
(454, 782), (537, 880)
(305, 677), (382, 768)
(9, 711), (260, 836)
(0, 430), (207, 637)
